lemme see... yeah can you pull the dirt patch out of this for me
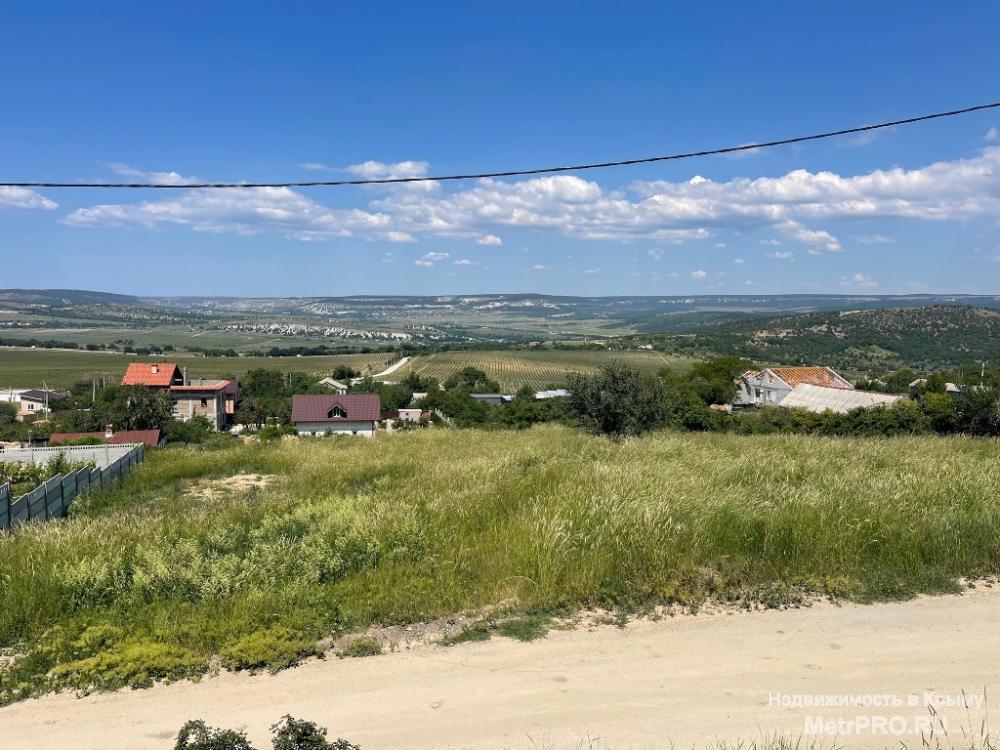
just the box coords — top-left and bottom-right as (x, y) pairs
(186, 474), (278, 501)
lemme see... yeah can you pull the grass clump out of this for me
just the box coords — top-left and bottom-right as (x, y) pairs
(219, 627), (317, 673)
(497, 614), (551, 642)
(337, 637), (382, 658)
(440, 620), (493, 647)
(1, 426), (999, 703)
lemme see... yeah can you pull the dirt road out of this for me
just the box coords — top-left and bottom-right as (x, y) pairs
(2, 587), (998, 749)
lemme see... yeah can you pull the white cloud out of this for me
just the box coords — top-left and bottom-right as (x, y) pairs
(714, 242), (727, 249)
(531, 264), (548, 271)
(854, 233), (896, 245)
(766, 250), (794, 260)
(840, 272), (879, 289)
(66, 147), (1000, 249)
(453, 258), (478, 267)
(299, 162), (335, 171)
(760, 239), (782, 246)
(65, 185), (393, 242)
(647, 248), (664, 261)
(582, 267), (602, 275)
(107, 162), (198, 186)
(777, 220), (842, 252)
(690, 270), (707, 279)
(986, 127), (999, 143)
(345, 160), (429, 179)
(385, 231), (416, 243)
(0, 186), (57, 211)
(415, 251), (449, 267)
(733, 257), (744, 264)
(476, 234), (502, 246)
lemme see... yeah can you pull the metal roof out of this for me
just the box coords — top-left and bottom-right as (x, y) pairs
(122, 363), (182, 387)
(291, 394), (381, 423)
(778, 384), (902, 414)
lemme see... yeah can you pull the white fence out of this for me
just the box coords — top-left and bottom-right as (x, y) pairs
(0, 443), (144, 531)
(0, 443), (136, 470)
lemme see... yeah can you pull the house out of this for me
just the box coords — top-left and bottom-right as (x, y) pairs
(169, 379), (234, 431)
(17, 389), (70, 421)
(470, 394), (514, 406)
(49, 427), (165, 448)
(317, 377), (349, 395)
(291, 393), (381, 437)
(909, 378), (962, 396)
(122, 362), (184, 389)
(397, 407), (423, 423)
(735, 366), (853, 407)
(777, 383), (902, 414)
(534, 389), (570, 400)
(122, 364), (239, 430)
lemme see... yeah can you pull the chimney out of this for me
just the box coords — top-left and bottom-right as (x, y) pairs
(182, 367), (188, 386)
(105, 425), (114, 439)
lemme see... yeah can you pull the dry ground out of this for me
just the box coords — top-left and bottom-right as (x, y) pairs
(2, 587), (998, 750)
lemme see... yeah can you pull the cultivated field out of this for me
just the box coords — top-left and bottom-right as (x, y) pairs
(0, 348), (397, 388)
(1, 426), (997, 704)
(392, 349), (691, 389)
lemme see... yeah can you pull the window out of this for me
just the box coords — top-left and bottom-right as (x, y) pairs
(200, 398), (208, 407)
(329, 405), (346, 418)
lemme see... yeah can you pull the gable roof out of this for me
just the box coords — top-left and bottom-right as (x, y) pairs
(765, 366), (853, 390)
(318, 377), (348, 389)
(49, 429), (163, 447)
(122, 362), (182, 387)
(778, 384), (901, 414)
(291, 394), (381, 423)
(19, 389), (69, 402)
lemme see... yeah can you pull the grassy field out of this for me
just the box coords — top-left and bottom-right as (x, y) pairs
(0, 348), (397, 388)
(1, 426), (998, 703)
(394, 349), (691, 390)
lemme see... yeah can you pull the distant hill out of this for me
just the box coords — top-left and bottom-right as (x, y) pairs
(654, 305), (1000, 371)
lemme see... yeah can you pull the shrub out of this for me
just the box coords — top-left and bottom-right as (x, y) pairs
(271, 715), (360, 750)
(219, 628), (316, 673)
(338, 638), (382, 658)
(175, 720), (255, 750)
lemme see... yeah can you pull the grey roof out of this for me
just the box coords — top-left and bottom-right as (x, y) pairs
(19, 389), (69, 402)
(778, 384), (902, 414)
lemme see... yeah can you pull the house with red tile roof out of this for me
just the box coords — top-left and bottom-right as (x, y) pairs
(735, 366), (854, 407)
(122, 362), (183, 388)
(291, 394), (381, 437)
(49, 428), (165, 448)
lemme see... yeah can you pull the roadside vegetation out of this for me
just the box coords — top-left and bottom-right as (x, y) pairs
(1, 425), (998, 703)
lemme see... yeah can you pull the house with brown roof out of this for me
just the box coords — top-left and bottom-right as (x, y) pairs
(735, 366), (854, 407)
(49, 428), (165, 448)
(291, 394), (381, 437)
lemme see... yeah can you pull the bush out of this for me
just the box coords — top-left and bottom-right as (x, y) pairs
(338, 638), (382, 658)
(219, 628), (316, 673)
(173, 716), (360, 750)
(175, 720), (255, 750)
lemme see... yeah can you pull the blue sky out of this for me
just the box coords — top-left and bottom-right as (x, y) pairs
(1, 2), (999, 297)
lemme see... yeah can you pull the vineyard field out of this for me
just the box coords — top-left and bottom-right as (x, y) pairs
(391, 350), (692, 390)
(0, 348), (398, 389)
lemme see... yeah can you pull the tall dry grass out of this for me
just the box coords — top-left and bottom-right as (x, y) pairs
(1, 426), (998, 701)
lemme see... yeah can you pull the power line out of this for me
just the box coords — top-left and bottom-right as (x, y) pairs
(3, 101), (998, 190)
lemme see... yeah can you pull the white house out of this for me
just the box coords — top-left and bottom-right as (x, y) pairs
(291, 393), (381, 437)
(317, 377), (349, 395)
(735, 366), (853, 407)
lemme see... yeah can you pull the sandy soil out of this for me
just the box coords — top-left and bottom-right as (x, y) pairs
(2, 587), (998, 749)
